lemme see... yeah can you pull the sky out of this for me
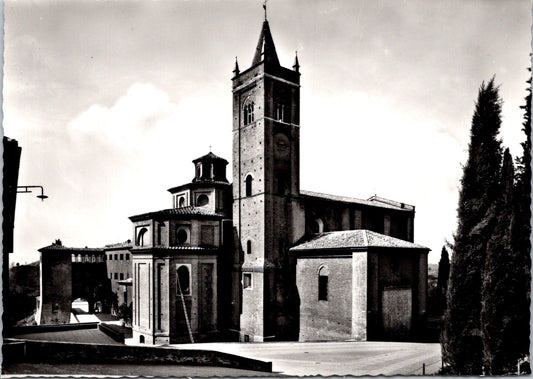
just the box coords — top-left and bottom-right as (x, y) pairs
(3, 0), (531, 265)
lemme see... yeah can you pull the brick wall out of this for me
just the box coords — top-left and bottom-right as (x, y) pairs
(297, 256), (353, 341)
(39, 252), (72, 325)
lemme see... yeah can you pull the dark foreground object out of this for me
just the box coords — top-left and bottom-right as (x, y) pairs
(3, 337), (272, 375)
(2, 362), (281, 377)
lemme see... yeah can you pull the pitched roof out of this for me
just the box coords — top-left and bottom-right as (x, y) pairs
(129, 206), (224, 221)
(104, 240), (133, 250)
(192, 151), (228, 164)
(39, 244), (104, 253)
(252, 20), (280, 66)
(290, 230), (428, 252)
(299, 190), (414, 212)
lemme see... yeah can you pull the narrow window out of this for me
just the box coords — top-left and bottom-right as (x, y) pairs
(179, 197), (185, 208)
(244, 101), (255, 125)
(114, 254), (118, 260)
(243, 273), (252, 289)
(120, 254), (124, 260)
(139, 335), (145, 344)
(126, 254), (130, 261)
(114, 273), (118, 280)
(120, 273), (124, 280)
(318, 266), (328, 301)
(275, 101), (284, 121)
(245, 175), (253, 197)
(109, 254), (113, 261)
(177, 265), (190, 295)
(246, 240), (252, 255)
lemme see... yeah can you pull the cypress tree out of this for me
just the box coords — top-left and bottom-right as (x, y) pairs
(436, 246), (450, 314)
(480, 149), (517, 374)
(442, 79), (503, 375)
(511, 73), (531, 366)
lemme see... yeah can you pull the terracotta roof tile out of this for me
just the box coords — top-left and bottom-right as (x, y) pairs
(192, 152), (228, 164)
(39, 244), (104, 253)
(129, 206), (223, 221)
(290, 230), (428, 251)
(300, 190), (414, 211)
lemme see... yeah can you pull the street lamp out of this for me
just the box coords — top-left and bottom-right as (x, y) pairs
(17, 186), (48, 201)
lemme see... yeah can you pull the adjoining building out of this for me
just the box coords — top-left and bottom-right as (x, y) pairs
(128, 153), (232, 344)
(36, 240), (133, 324)
(291, 230), (428, 342)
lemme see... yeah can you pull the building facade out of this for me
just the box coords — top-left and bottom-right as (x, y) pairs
(128, 153), (233, 344)
(37, 18), (428, 344)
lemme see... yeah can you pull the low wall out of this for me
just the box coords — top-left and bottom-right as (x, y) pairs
(98, 323), (124, 343)
(3, 339), (272, 372)
(5, 322), (99, 337)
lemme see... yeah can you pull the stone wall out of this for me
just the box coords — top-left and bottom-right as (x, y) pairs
(38, 251), (72, 325)
(3, 338), (272, 372)
(297, 256), (353, 341)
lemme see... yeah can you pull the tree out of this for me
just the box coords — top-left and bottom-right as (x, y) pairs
(442, 78), (503, 375)
(480, 149), (518, 374)
(436, 246), (450, 314)
(510, 72), (532, 369)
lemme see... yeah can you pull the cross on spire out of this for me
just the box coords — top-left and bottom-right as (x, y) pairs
(263, 0), (268, 21)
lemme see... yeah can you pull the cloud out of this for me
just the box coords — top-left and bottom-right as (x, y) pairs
(68, 83), (178, 150)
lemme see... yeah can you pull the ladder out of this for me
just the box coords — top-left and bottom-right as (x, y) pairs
(176, 270), (195, 343)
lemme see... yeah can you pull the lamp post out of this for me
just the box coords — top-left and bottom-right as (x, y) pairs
(17, 185), (48, 201)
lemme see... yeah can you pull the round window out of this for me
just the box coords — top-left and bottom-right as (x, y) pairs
(197, 194), (209, 206)
(177, 229), (188, 244)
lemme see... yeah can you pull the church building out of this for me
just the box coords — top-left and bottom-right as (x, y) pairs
(127, 18), (429, 344)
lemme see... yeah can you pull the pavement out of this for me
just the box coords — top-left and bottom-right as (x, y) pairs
(169, 340), (443, 376)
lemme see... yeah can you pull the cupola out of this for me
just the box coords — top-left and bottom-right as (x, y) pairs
(192, 152), (229, 183)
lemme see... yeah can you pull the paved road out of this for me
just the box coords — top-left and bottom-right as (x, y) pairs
(170, 341), (442, 376)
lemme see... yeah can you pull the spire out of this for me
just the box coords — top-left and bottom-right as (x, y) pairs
(263, 0), (268, 21)
(252, 20), (280, 67)
(233, 56), (240, 76)
(292, 51), (300, 72)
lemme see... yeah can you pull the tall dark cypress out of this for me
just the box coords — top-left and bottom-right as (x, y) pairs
(511, 73), (532, 366)
(442, 79), (503, 375)
(481, 149), (517, 374)
(436, 246), (450, 314)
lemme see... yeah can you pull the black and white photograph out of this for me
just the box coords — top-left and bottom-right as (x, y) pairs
(2, 0), (531, 376)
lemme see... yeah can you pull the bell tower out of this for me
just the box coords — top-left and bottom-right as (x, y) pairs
(232, 19), (301, 341)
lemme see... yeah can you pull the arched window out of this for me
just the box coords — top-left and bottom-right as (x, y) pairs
(318, 266), (328, 301)
(178, 197), (185, 208)
(274, 101), (285, 121)
(244, 101), (255, 125)
(177, 265), (190, 295)
(197, 194), (209, 206)
(246, 240), (252, 255)
(139, 335), (145, 344)
(245, 175), (253, 197)
(137, 227), (149, 246)
(312, 218), (324, 234)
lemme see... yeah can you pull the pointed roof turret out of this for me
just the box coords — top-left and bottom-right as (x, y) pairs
(233, 57), (240, 76)
(292, 51), (300, 72)
(252, 20), (280, 67)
